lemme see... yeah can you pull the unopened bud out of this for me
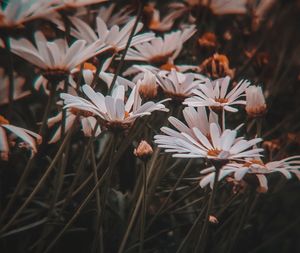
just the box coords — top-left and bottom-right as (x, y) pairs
(138, 71), (158, 99)
(245, 86), (267, 118)
(0, 151), (9, 161)
(209, 215), (219, 224)
(134, 140), (153, 160)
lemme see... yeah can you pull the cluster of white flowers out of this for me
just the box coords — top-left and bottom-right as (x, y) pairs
(0, 0), (298, 194)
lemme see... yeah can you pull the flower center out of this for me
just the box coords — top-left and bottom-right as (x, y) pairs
(124, 111), (130, 118)
(70, 108), (93, 117)
(149, 53), (173, 65)
(214, 97), (228, 103)
(244, 159), (265, 167)
(0, 115), (9, 125)
(76, 62), (96, 72)
(246, 105), (267, 118)
(207, 149), (221, 157)
(160, 62), (179, 71)
(43, 69), (69, 83)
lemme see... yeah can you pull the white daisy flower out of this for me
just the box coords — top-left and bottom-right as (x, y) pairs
(0, 68), (30, 105)
(0, 115), (42, 159)
(184, 76), (250, 112)
(47, 86), (101, 143)
(245, 86), (267, 117)
(125, 26), (196, 64)
(156, 69), (209, 101)
(0, 0), (56, 29)
(144, 3), (185, 32)
(70, 16), (154, 53)
(199, 156), (300, 190)
(97, 3), (133, 28)
(10, 31), (106, 83)
(123, 63), (200, 82)
(157, 107), (219, 144)
(199, 166), (236, 188)
(60, 83), (169, 131)
(155, 122), (263, 160)
(98, 72), (135, 90)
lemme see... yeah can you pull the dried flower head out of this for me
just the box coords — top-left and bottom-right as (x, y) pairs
(198, 32), (218, 48)
(199, 53), (235, 78)
(134, 140), (153, 160)
(262, 139), (280, 152)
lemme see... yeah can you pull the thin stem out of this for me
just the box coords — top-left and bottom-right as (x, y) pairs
(108, 1), (144, 94)
(91, 144), (103, 253)
(194, 161), (222, 253)
(146, 160), (193, 231)
(139, 161), (148, 253)
(222, 109), (225, 131)
(4, 37), (14, 120)
(0, 157), (35, 224)
(0, 127), (74, 234)
(58, 126), (97, 214)
(38, 83), (55, 136)
(175, 203), (207, 253)
(256, 117), (263, 138)
(45, 123), (143, 253)
(43, 159), (114, 253)
(118, 148), (160, 253)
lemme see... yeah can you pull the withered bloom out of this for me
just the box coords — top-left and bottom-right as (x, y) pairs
(198, 32), (218, 49)
(199, 53), (235, 78)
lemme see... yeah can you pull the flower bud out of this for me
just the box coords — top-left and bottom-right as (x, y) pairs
(245, 86), (267, 117)
(138, 71), (158, 99)
(134, 140), (153, 160)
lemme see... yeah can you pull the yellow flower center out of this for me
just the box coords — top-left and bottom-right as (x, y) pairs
(215, 97), (228, 103)
(124, 111), (130, 118)
(160, 62), (179, 71)
(207, 149), (221, 157)
(244, 159), (265, 167)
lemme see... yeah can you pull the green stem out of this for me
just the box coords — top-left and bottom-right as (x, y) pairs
(146, 160), (193, 231)
(91, 144), (102, 253)
(38, 83), (55, 136)
(175, 203), (207, 253)
(108, 1), (144, 94)
(4, 37), (14, 120)
(194, 160), (222, 253)
(0, 157), (35, 224)
(43, 158), (115, 253)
